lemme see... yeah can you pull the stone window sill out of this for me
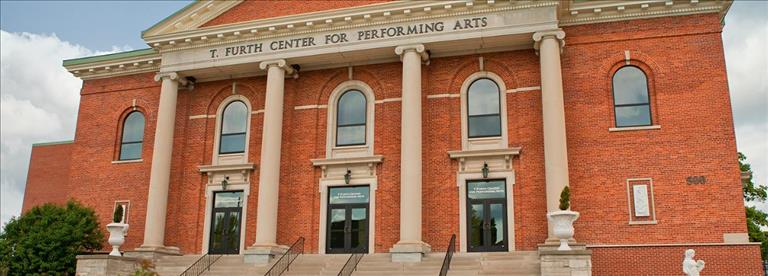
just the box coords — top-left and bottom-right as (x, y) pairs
(112, 159), (143, 164)
(609, 125), (661, 132)
(628, 220), (657, 225)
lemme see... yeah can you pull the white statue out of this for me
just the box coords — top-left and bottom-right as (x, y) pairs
(682, 249), (705, 276)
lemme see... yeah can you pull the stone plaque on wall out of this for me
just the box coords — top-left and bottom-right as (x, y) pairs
(633, 184), (650, 217)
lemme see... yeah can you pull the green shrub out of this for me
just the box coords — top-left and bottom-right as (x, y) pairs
(558, 186), (571, 210)
(0, 200), (104, 275)
(113, 205), (124, 223)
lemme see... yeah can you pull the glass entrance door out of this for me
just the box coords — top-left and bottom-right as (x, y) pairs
(208, 191), (243, 254)
(327, 186), (369, 254)
(466, 180), (508, 252)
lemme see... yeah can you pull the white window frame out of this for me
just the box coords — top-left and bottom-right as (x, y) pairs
(318, 177), (377, 254)
(212, 94), (253, 165)
(460, 71), (509, 151)
(201, 183), (250, 254)
(325, 80), (376, 159)
(457, 170), (515, 252)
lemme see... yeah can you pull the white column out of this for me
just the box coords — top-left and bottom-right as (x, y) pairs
(534, 30), (570, 240)
(391, 44), (430, 262)
(245, 60), (294, 264)
(139, 72), (184, 252)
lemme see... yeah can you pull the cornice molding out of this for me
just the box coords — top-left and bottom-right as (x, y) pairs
(145, 1), (560, 53)
(559, 0), (731, 26)
(64, 52), (161, 81)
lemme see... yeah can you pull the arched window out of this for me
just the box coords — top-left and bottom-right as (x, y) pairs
(336, 90), (367, 146)
(219, 101), (248, 154)
(119, 111), (145, 160)
(467, 78), (502, 138)
(613, 66), (652, 127)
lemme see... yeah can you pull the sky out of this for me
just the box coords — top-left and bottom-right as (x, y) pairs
(0, 1), (766, 229)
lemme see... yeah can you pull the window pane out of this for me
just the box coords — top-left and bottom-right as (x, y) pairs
(337, 90), (366, 126)
(214, 191), (243, 208)
(119, 143), (142, 160)
(222, 101), (248, 134)
(468, 79), (500, 116)
(220, 133), (246, 153)
(337, 125), (365, 146)
(121, 112), (145, 143)
(468, 115), (501, 137)
(613, 67), (650, 105)
(615, 105), (652, 127)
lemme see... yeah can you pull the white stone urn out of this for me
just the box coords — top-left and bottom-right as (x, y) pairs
(547, 210), (579, 251)
(106, 222), (129, 256)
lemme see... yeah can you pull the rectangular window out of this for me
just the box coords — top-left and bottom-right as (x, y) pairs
(615, 105), (651, 127)
(119, 142), (142, 160)
(468, 115), (501, 138)
(626, 178), (656, 224)
(336, 125), (366, 146)
(219, 133), (246, 154)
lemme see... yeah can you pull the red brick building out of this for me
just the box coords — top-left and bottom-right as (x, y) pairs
(23, 0), (762, 275)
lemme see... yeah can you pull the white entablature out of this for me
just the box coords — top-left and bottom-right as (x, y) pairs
(63, 0), (732, 81)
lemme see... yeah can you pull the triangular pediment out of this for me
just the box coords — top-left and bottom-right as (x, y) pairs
(142, 0), (243, 38)
(142, 0), (391, 39)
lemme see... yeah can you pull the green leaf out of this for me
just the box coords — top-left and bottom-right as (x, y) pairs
(0, 200), (104, 274)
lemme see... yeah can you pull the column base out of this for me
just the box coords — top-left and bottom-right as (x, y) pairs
(125, 246), (181, 261)
(243, 244), (289, 264)
(389, 241), (431, 262)
(537, 244), (592, 276)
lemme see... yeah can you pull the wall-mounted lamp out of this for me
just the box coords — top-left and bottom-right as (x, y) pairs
(481, 162), (489, 179)
(344, 169), (352, 184)
(221, 176), (230, 190)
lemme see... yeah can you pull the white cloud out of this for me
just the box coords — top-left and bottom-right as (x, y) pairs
(723, 1), (768, 210)
(0, 30), (130, 229)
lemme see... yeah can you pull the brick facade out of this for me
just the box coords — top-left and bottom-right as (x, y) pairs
(23, 2), (761, 275)
(22, 142), (72, 212)
(591, 245), (763, 276)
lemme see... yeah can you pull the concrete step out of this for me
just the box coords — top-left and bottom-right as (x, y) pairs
(152, 251), (541, 276)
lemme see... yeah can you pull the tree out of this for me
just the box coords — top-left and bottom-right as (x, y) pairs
(0, 200), (104, 275)
(740, 152), (768, 259)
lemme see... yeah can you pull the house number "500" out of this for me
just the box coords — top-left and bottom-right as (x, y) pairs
(686, 176), (707, 184)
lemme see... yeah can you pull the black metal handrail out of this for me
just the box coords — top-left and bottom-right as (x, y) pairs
(439, 234), (457, 276)
(337, 253), (364, 276)
(264, 237), (305, 276)
(179, 253), (222, 276)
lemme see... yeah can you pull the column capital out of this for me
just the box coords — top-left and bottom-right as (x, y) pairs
(259, 59), (296, 75)
(533, 29), (566, 54)
(154, 72), (188, 85)
(395, 44), (429, 62)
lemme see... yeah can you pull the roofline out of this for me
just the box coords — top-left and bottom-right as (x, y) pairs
(32, 140), (74, 147)
(62, 48), (157, 67)
(141, 1), (198, 38)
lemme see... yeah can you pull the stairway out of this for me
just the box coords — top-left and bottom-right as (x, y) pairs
(153, 254), (271, 276)
(352, 253), (443, 276)
(151, 251), (540, 276)
(446, 251), (540, 276)
(281, 254), (350, 276)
